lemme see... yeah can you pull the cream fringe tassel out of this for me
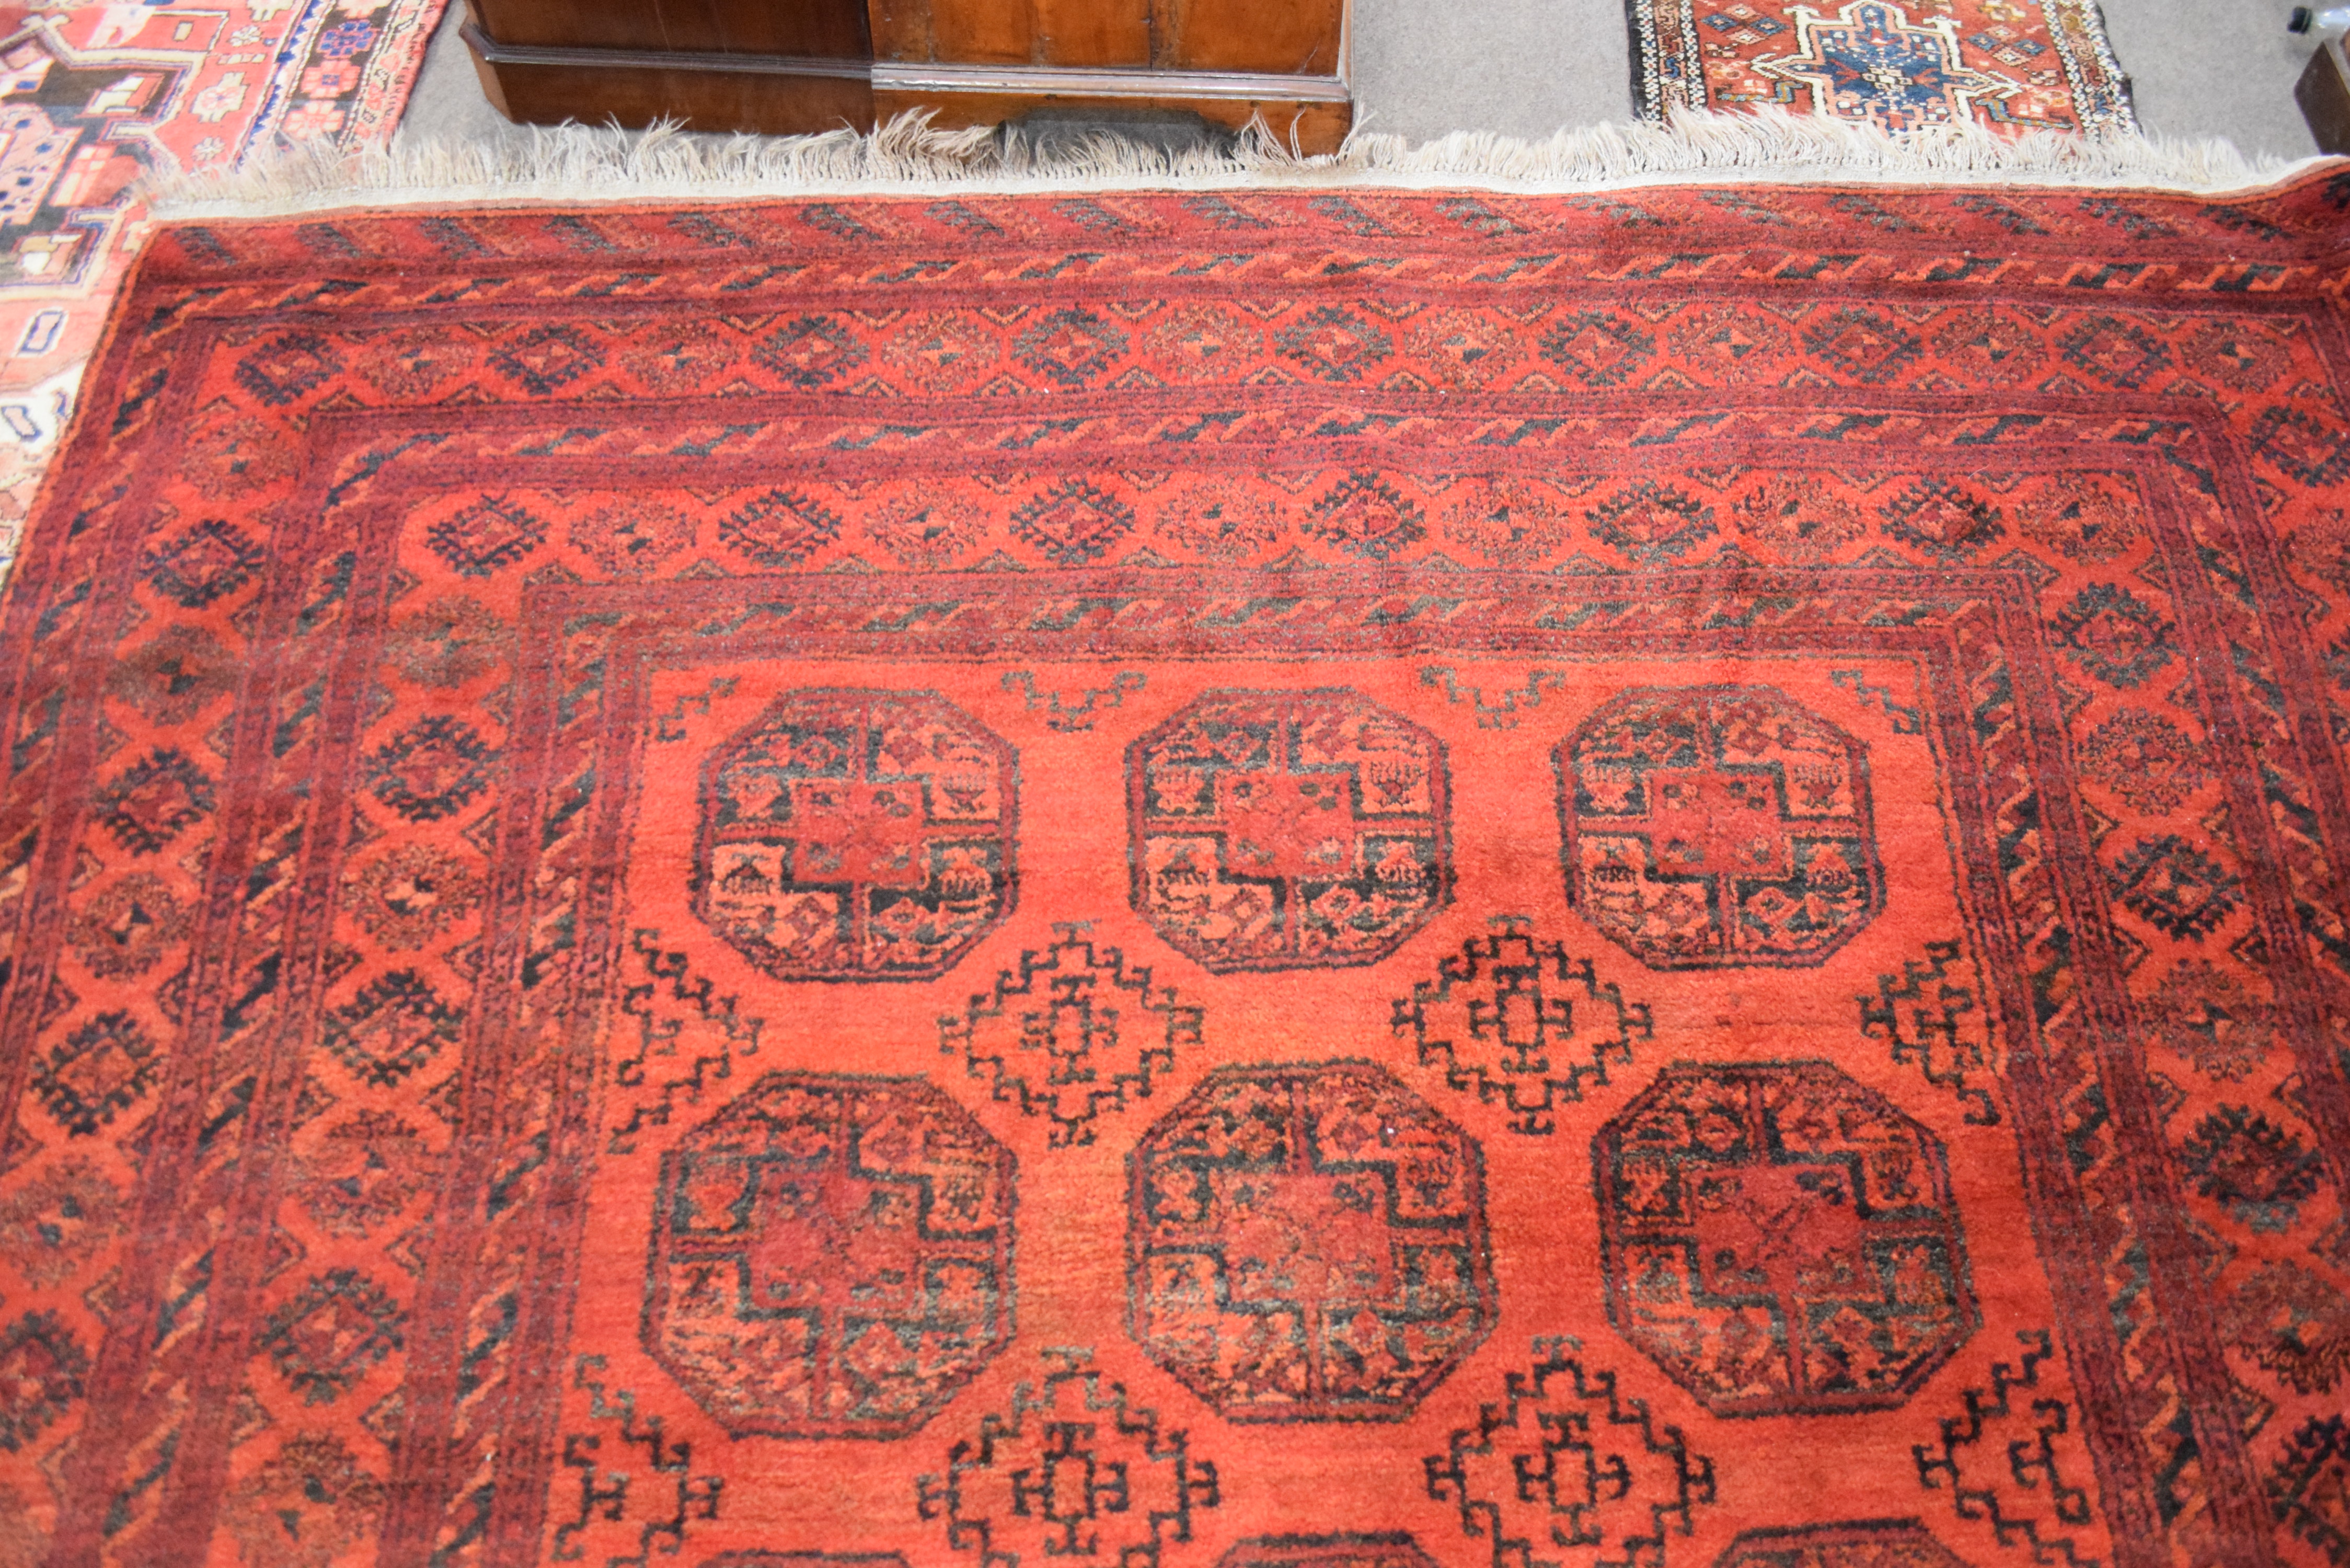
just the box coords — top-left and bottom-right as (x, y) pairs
(143, 108), (2340, 217)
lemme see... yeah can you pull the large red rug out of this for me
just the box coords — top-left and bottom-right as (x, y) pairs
(1, 170), (2347, 1568)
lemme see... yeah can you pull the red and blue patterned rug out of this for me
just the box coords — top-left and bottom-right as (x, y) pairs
(0, 169), (2347, 1566)
(0, 0), (446, 540)
(1629, 0), (2134, 134)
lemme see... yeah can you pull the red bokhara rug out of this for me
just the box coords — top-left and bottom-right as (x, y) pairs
(1, 171), (2348, 1568)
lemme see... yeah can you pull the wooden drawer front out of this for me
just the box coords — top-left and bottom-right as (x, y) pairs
(869, 0), (1343, 73)
(467, 0), (871, 59)
(1160, 0), (1344, 74)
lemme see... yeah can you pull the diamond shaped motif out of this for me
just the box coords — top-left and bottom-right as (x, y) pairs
(363, 717), (494, 823)
(424, 494), (546, 577)
(1588, 479), (1718, 563)
(1306, 472), (1425, 561)
(2251, 407), (2350, 489)
(2051, 583), (2176, 689)
(259, 1270), (406, 1404)
(1012, 306), (1128, 387)
(234, 331), (345, 406)
(320, 970), (465, 1086)
(1538, 310), (1657, 387)
(1275, 306), (1395, 383)
(719, 488), (842, 568)
(0, 1311), (89, 1453)
(2057, 315), (2174, 389)
(487, 324), (605, 395)
(1012, 478), (1135, 564)
(1877, 477), (2005, 561)
(30, 1012), (161, 1136)
(1802, 306), (1924, 383)
(2106, 834), (2242, 941)
(144, 517), (266, 609)
(94, 747), (216, 856)
(754, 315), (868, 388)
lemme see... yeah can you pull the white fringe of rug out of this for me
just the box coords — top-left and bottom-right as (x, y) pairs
(146, 109), (2335, 217)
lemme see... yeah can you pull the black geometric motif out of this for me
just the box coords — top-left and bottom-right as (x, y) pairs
(363, 717), (494, 823)
(29, 1011), (160, 1136)
(94, 747), (216, 855)
(0, 1311), (89, 1453)
(1306, 472), (1425, 561)
(144, 517), (267, 609)
(2056, 314), (2173, 389)
(2106, 834), (2242, 941)
(1877, 478), (2005, 562)
(1587, 479), (1717, 563)
(2179, 1105), (2325, 1233)
(1422, 1338), (1715, 1567)
(424, 494), (548, 577)
(1860, 939), (2001, 1124)
(319, 970), (465, 1087)
(1011, 479), (1136, 565)
(1013, 307), (1128, 387)
(718, 488), (844, 568)
(941, 925), (1198, 1147)
(258, 1269), (407, 1404)
(1537, 310), (1656, 387)
(487, 323), (606, 395)
(1911, 1330), (2098, 1566)
(2268, 1415), (2350, 1566)
(1276, 306), (1395, 382)
(554, 1359), (726, 1565)
(2051, 583), (2176, 689)
(1389, 919), (1652, 1134)
(916, 1348), (1218, 1567)
(233, 330), (345, 406)
(2251, 406), (2350, 489)
(1801, 307), (1923, 383)
(755, 315), (869, 387)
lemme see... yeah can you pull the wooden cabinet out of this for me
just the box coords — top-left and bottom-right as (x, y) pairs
(2300, 39), (2350, 155)
(462, 0), (1351, 152)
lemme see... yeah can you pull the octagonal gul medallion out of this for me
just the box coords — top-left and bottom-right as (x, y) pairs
(1593, 1060), (1977, 1417)
(1714, 1519), (1976, 1568)
(1221, 1536), (1438, 1568)
(695, 689), (1016, 982)
(1557, 685), (1882, 970)
(644, 1072), (1015, 1438)
(1127, 1060), (1494, 1422)
(1129, 689), (1449, 972)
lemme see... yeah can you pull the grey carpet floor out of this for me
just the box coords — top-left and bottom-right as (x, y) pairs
(405, 0), (2322, 162)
